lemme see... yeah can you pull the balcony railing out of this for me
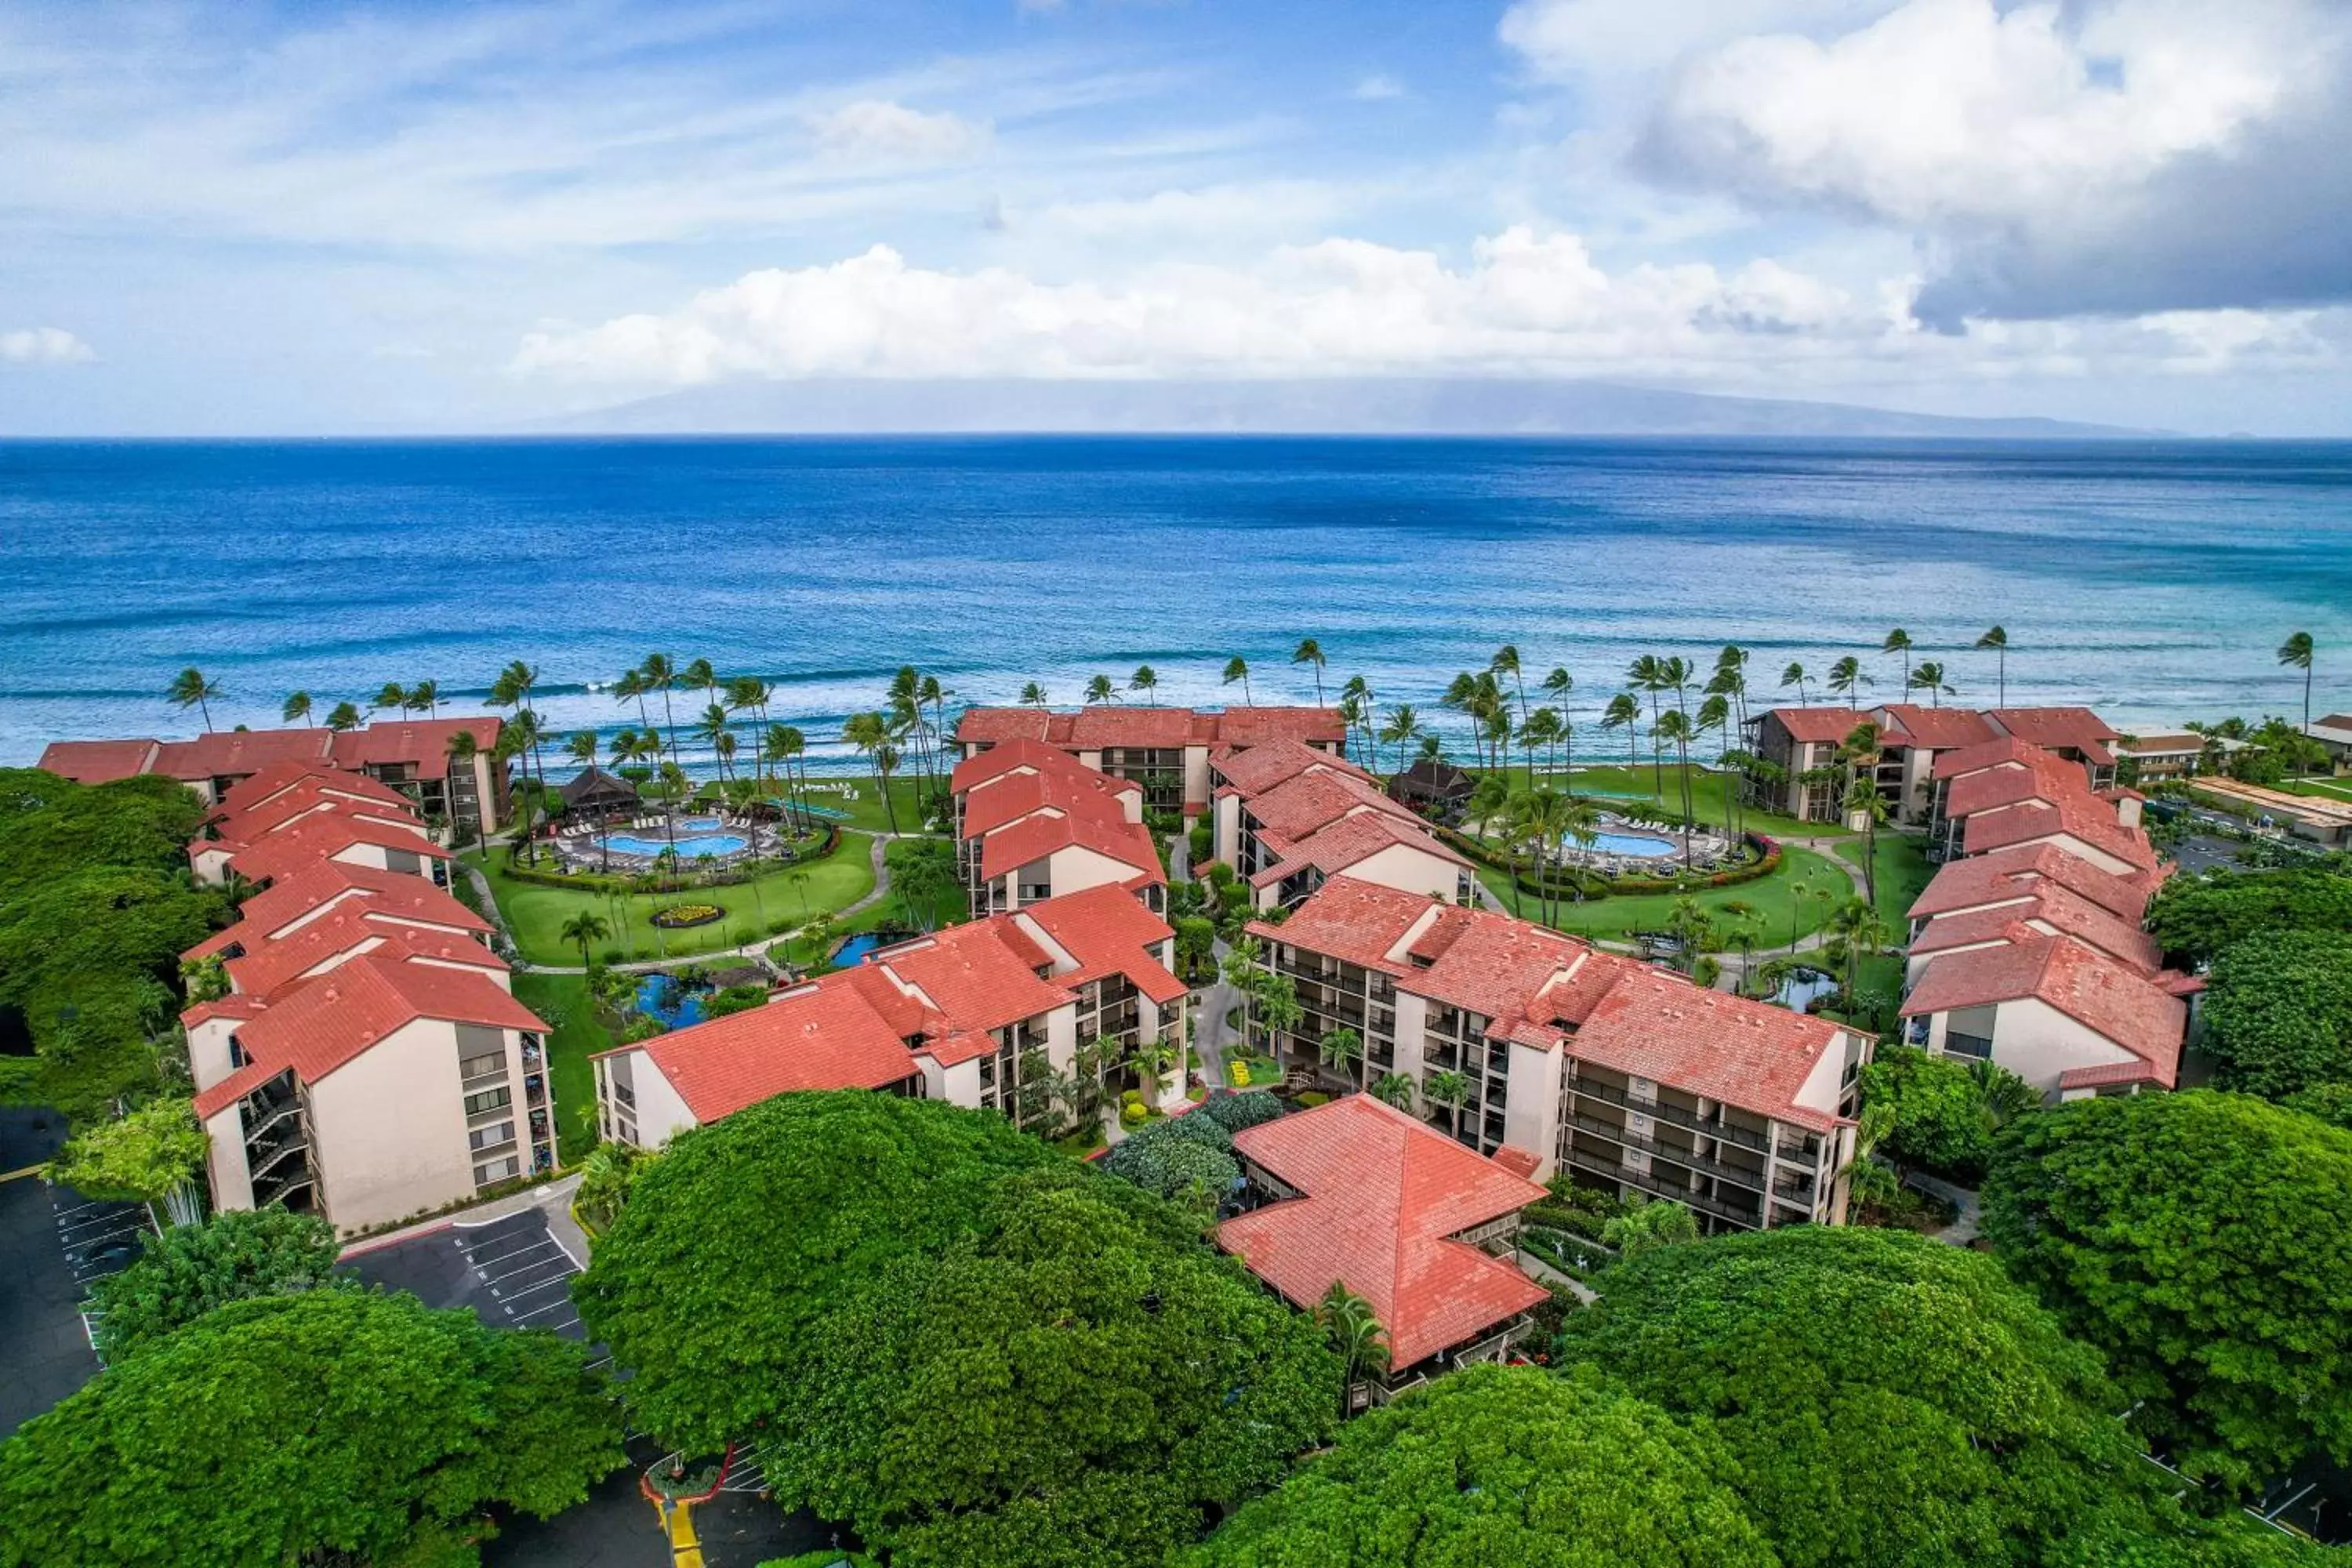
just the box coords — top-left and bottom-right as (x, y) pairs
(1562, 1147), (1763, 1228)
(249, 1134), (310, 1182)
(1569, 1111), (1767, 1192)
(1570, 1078), (1771, 1154)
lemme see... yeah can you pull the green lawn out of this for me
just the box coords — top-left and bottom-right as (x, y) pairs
(474, 833), (877, 966)
(510, 971), (607, 1163)
(1470, 761), (1848, 840)
(2281, 776), (2352, 803)
(1832, 833), (1937, 928)
(1480, 844), (1854, 949)
(768, 835), (964, 973)
(792, 772), (939, 834)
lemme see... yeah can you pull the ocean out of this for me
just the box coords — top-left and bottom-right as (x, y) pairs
(2, 436), (2347, 775)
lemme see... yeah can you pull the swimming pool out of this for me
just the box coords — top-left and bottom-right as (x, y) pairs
(829, 934), (884, 967)
(635, 975), (706, 1028)
(599, 830), (750, 858)
(1585, 830), (1679, 858)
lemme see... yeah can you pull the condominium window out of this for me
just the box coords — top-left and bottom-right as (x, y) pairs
(470, 1120), (515, 1152)
(459, 1050), (506, 1083)
(463, 1086), (512, 1117)
(473, 1155), (521, 1185)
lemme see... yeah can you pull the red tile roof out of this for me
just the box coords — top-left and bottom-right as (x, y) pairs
(223, 903), (503, 1000)
(956, 705), (1344, 752)
(1988, 707), (2122, 764)
(628, 979), (923, 1123)
(975, 809), (1163, 885)
(1011, 884), (1186, 1007)
(1931, 735), (2046, 781)
(2057, 1059), (2165, 1091)
(154, 729), (336, 780)
(1765, 706), (1871, 745)
(950, 736), (1141, 799)
(1247, 809), (1472, 889)
(327, 717), (500, 769)
(34, 739), (162, 784)
(212, 776), (424, 844)
(1942, 750), (2096, 820)
(193, 953), (545, 1118)
(1907, 842), (2158, 924)
(1208, 738), (1374, 796)
(1962, 797), (2157, 872)
(1910, 886), (2161, 975)
(216, 761), (416, 818)
(1566, 964), (1849, 1133)
(1875, 705), (1998, 750)
(1245, 769), (1416, 840)
(876, 919), (1073, 1036)
(1248, 875), (1437, 975)
(960, 767), (1139, 840)
(226, 812), (450, 885)
(1900, 928), (2184, 1085)
(188, 860), (488, 958)
(1219, 1095), (1548, 1367)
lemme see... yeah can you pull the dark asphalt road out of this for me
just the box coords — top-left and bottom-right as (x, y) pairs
(0, 1107), (153, 1438)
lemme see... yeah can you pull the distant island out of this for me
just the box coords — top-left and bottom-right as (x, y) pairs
(532, 376), (2155, 440)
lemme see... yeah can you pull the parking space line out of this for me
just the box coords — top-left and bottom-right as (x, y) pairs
(508, 1298), (580, 1324)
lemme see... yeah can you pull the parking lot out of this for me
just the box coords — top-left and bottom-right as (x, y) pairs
(343, 1207), (588, 1341)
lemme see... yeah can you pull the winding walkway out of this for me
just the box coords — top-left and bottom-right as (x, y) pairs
(490, 833), (903, 977)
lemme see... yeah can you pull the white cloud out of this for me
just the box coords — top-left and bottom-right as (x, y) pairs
(1499, 0), (1886, 84)
(0, 328), (94, 365)
(1350, 74), (1406, 102)
(508, 228), (2347, 392)
(805, 100), (992, 165)
(1637, 0), (2352, 321)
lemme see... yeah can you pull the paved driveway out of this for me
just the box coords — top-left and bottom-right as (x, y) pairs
(0, 1108), (155, 1437)
(346, 1208), (587, 1340)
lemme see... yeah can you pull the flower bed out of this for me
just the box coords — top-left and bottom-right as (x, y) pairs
(649, 903), (725, 929)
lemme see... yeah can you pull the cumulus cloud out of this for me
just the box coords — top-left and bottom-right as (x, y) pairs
(0, 328), (94, 365)
(1637, 0), (2352, 323)
(508, 227), (2347, 392)
(1500, 0), (1885, 82)
(805, 100), (992, 165)
(1350, 74), (1406, 102)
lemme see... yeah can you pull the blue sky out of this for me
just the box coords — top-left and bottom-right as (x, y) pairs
(4, 0), (2350, 434)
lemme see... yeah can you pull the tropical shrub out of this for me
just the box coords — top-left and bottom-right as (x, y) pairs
(85, 1209), (343, 1362)
(2199, 931), (2352, 1100)
(1984, 1090), (2352, 1493)
(2144, 866), (2352, 962)
(1558, 1225), (2159, 1568)
(1856, 1043), (2002, 1181)
(1190, 1364), (1773, 1567)
(44, 1096), (208, 1202)
(1200, 1088), (1284, 1133)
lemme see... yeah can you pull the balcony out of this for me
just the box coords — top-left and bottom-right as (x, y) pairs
(1563, 1147), (1764, 1228)
(1568, 1111), (1766, 1193)
(1570, 1078), (1770, 1155)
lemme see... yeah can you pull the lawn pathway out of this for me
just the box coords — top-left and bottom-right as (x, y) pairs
(512, 832), (902, 977)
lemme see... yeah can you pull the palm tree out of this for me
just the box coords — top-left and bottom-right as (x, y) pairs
(567, 729), (599, 768)
(641, 653), (682, 766)
(1517, 787), (1577, 927)
(683, 657), (720, 720)
(168, 668), (223, 731)
(713, 730), (739, 789)
(559, 912), (611, 966)
(614, 668), (655, 753)
(1315, 1282), (1390, 1418)
(1339, 676), (1374, 764)
(1975, 626), (2009, 707)
(1336, 693), (1367, 768)
(1292, 639), (1327, 706)
(1084, 674), (1116, 704)
(281, 691), (314, 727)
(1696, 693), (1733, 837)
(1465, 773), (1509, 847)
(1130, 665), (1160, 705)
(372, 681), (408, 715)
(1377, 704), (1422, 778)
(1424, 1069), (1470, 1140)
(409, 680), (441, 719)
(842, 712), (900, 833)
(1318, 1026), (1365, 1091)
(1907, 662), (1955, 706)
(1626, 655), (1668, 797)
(1370, 1072), (1416, 1111)
(1654, 709), (1697, 866)
(1522, 708), (1562, 786)
(1826, 656), (1871, 703)
(1600, 691), (1641, 781)
(326, 700), (361, 732)
(1020, 681), (1048, 708)
(1780, 662), (1810, 705)
(1882, 628), (1913, 694)
(1491, 644), (1527, 725)
(2280, 631), (2316, 748)
(1838, 1100), (1903, 1218)
(698, 704), (734, 783)
(1222, 655), (1252, 705)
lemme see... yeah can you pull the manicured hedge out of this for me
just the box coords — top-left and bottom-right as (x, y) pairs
(494, 825), (842, 895)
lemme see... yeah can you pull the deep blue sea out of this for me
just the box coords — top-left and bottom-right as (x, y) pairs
(2, 437), (2347, 773)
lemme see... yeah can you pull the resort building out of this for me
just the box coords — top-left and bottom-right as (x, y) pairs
(953, 706), (1346, 816)
(216, 806), (454, 890)
(1746, 703), (2124, 825)
(1246, 879), (1867, 1232)
(1387, 757), (1475, 822)
(184, 858), (495, 967)
(2308, 714), (2352, 771)
(36, 717), (510, 832)
(187, 950), (557, 1235)
(1207, 739), (1474, 909)
(949, 739), (1164, 917)
(1924, 738), (2157, 874)
(1904, 844), (2169, 986)
(593, 883), (1189, 1149)
(187, 764), (447, 886)
(2117, 731), (2208, 781)
(1899, 927), (2194, 1101)
(1218, 1094), (1549, 1405)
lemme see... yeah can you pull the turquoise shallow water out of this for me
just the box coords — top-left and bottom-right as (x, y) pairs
(2, 436), (2347, 771)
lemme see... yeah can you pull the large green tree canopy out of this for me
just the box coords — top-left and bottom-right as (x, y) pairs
(1189, 1363), (1774, 1568)
(2200, 931), (2352, 1101)
(1857, 1044), (2001, 1181)
(1555, 1225), (2155, 1568)
(1984, 1090), (2352, 1494)
(572, 1090), (1054, 1453)
(0, 1288), (622, 1568)
(2143, 866), (2352, 964)
(766, 1164), (1340, 1568)
(0, 769), (223, 1120)
(85, 1208), (344, 1363)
